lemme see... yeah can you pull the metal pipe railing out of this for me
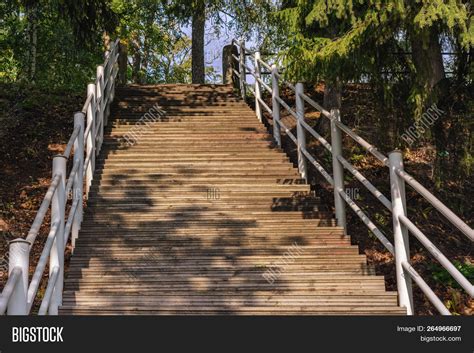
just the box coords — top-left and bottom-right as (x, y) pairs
(330, 109), (347, 230)
(271, 64), (281, 147)
(0, 38), (121, 316)
(337, 155), (392, 211)
(62, 126), (80, 159)
(232, 39), (474, 315)
(0, 268), (21, 314)
(337, 187), (395, 254)
(295, 83), (308, 181)
(399, 214), (474, 296)
(24, 175), (60, 248)
(26, 222), (60, 311)
(300, 120), (332, 152)
(396, 169), (474, 241)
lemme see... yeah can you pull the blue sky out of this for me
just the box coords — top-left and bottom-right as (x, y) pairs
(182, 13), (256, 83)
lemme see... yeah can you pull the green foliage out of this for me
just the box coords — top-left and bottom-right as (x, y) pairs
(429, 260), (474, 289)
(111, 0), (193, 84)
(0, 0), (108, 90)
(274, 1), (472, 84)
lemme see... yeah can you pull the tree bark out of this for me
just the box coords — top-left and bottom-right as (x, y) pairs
(318, 79), (342, 137)
(410, 28), (448, 188)
(118, 41), (128, 85)
(25, 2), (38, 83)
(323, 80), (342, 110)
(191, 2), (205, 84)
(410, 29), (446, 95)
(131, 35), (141, 83)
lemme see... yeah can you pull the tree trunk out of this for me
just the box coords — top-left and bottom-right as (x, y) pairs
(410, 29), (446, 96)
(131, 36), (141, 83)
(132, 52), (141, 83)
(318, 79), (342, 138)
(191, 2), (205, 84)
(118, 41), (128, 85)
(410, 28), (448, 188)
(141, 35), (149, 84)
(25, 2), (38, 83)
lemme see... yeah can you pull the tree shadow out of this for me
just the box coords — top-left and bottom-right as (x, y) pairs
(61, 84), (401, 315)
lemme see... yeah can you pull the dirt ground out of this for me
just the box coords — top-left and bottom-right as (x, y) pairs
(0, 82), (472, 315)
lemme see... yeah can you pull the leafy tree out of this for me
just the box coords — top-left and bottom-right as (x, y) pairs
(274, 0), (473, 186)
(111, 0), (193, 84)
(1, 0), (114, 89)
(163, 0), (272, 83)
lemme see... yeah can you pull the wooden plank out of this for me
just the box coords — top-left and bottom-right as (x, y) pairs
(61, 84), (404, 316)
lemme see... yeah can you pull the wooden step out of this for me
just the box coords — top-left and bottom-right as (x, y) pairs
(61, 84), (403, 316)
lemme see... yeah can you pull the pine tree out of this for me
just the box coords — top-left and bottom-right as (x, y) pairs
(274, 0), (473, 186)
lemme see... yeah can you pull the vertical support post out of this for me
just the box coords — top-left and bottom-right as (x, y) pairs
(295, 82), (307, 180)
(271, 64), (281, 147)
(389, 150), (414, 315)
(108, 44), (117, 115)
(118, 40), (128, 86)
(254, 51), (262, 122)
(7, 239), (30, 315)
(108, 48), (118, 123)
(49, 155), (66, 315)
(71, 112), (85, 251)
(103, 59), (111, 127)
(330, 109), (347, 231)
(96, 65), (105, 153)
(239, 41), (246, 99)
(222, 44), (239, 89)
(86, 83), (96, 197)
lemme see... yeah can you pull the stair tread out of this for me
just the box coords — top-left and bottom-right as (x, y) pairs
(63, 84), (404, 316)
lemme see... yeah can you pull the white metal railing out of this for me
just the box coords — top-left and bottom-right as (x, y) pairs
(0, 38), (120, 315)
(231, 39), (474, 315)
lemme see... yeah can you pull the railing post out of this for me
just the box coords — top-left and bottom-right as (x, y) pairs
(118, 40), (128, 86)
(222, 43), (239, 89)
(239, 41), (246, 99)
(271, 64), (282, 147)
(49, 155), (66, 315)
(103, 59), (111, 128)
(254, 51), (262, 122)
(330, 109), (347, 231)
(389, 150), (414, 315)
(86, 83), (96, 197)
(71, 112), (85, 251)
(108, 48), (117, 117)
(96, 65), (105, 154)
(295, 82), (307, 180)
(7, 239), (30, 315)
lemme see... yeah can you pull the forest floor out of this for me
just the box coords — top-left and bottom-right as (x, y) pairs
(260, 83), (473, 315)
(0, 82), (472, 315)
(0, 83), (82, 312)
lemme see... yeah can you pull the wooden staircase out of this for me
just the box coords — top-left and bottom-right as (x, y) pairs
(60, 84), (405, 315)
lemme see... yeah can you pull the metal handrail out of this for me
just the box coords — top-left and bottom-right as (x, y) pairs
(38, 266), (59, 315)
(300, 120), (332, 152)
(396, 168), (474, 240)
(399, 215), (474, 296)
(0, 268), (21, 314)
(26, 222), (60, 311)
(337, 155), (392, 211)
(233, 40), (474, 315)
(336, 186), (395, 254)
(0, 38), (121, 315)
(25, 174), (61, 247)
(63, 125), (81, 159)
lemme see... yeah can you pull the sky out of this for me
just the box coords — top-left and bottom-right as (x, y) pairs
(182, 13), (257, 83)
